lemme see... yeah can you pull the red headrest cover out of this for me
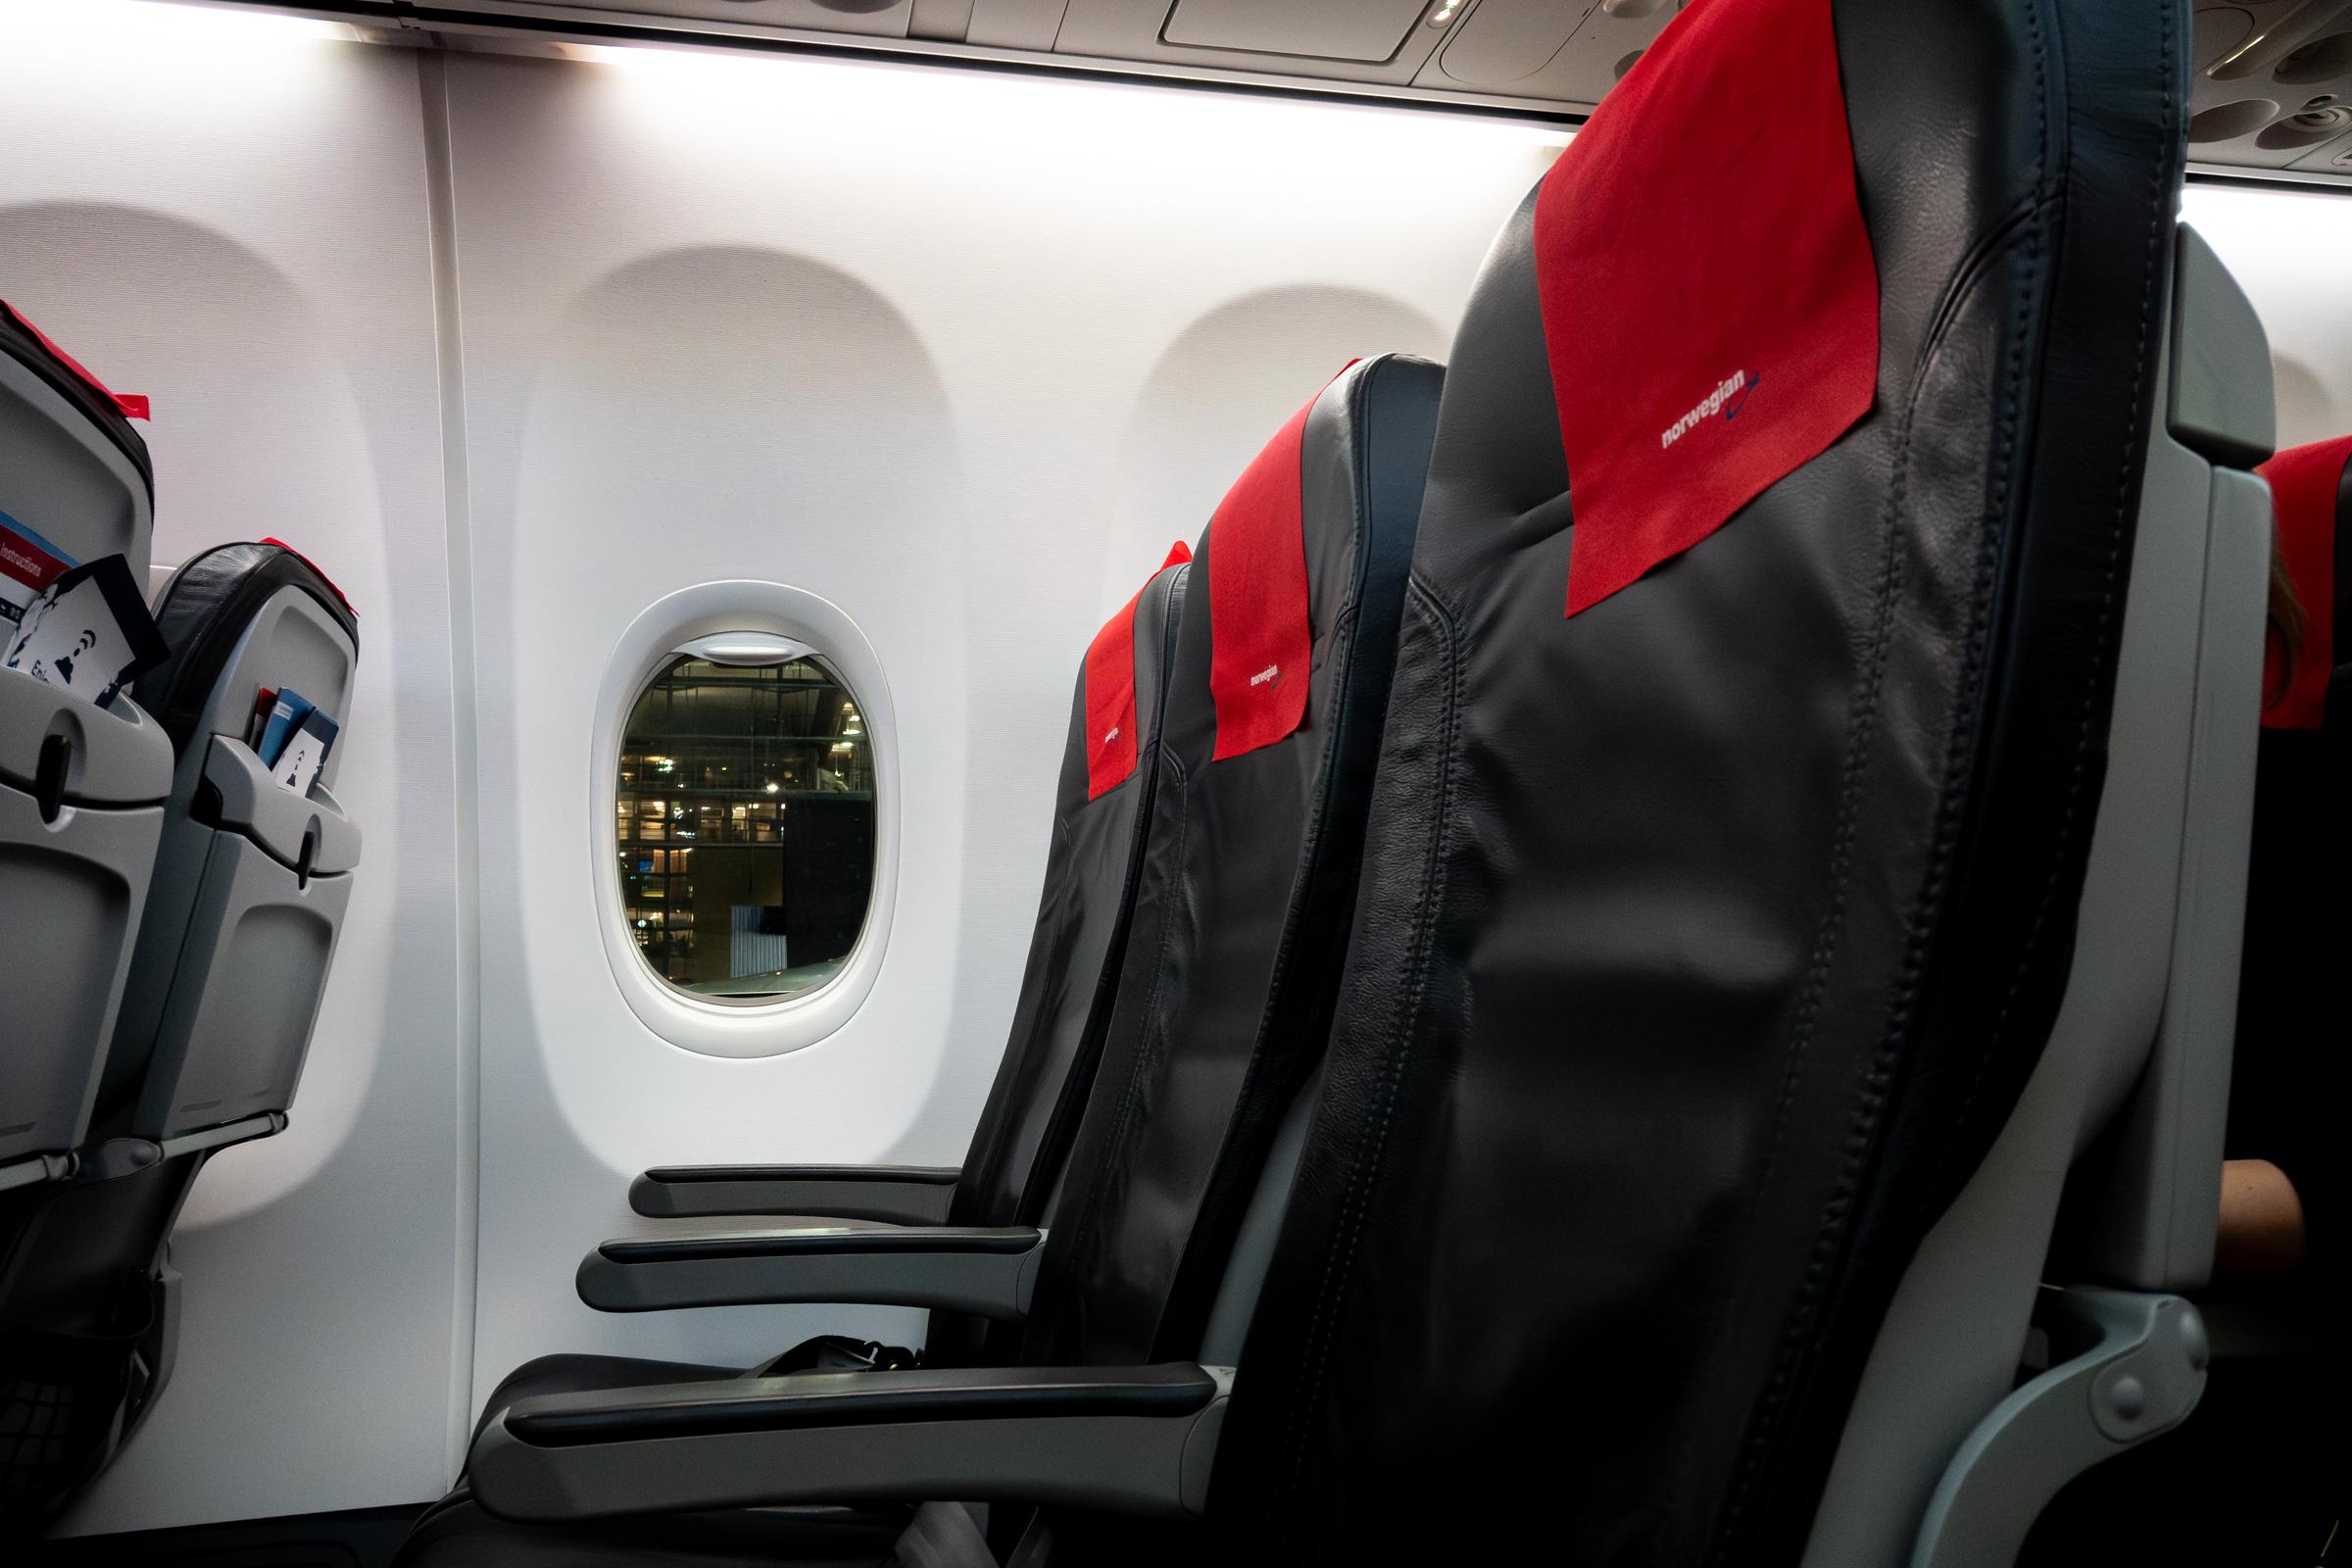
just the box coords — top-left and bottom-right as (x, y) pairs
(2255, 433), (2346, 730)
(1084, 541), (1192, 799)
(1, 300), (150, 420)
(1535, 0), (1879, 615)
(1206, 366), (1355, 761)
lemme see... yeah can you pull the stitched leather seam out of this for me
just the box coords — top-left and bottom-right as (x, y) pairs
(1938, 0), (2174, 1170)
(1152, 368), (1389, 1348)
(1272, 577), (1463, 1548)
(1159, 604), (1359, 1346)
(1047, 761), (1193, 1342)
(1919, 189), (2052, 368)
(1009, 577), (1188, 1226)
(1711, 0), (2059, 1551)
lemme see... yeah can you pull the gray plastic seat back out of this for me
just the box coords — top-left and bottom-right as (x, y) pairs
(0, 309), (168, 1189)
(1802, 226), (2276, 1568)
(105, 543), (362, 1150)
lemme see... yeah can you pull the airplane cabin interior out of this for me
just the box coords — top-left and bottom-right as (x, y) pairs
(0, 0), (2346, 1563)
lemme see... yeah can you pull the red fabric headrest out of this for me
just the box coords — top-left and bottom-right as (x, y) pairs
(1, 300), (150, 421)
(260, 536), (358, 620)
(1535, 0), (1878, 615)
(1084, 541), (1192, 800)
(2256, 433), (2345, 731)
(1206, 365), (1355, 761)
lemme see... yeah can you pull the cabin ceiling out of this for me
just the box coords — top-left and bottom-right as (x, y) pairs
(216, 0), (2352, 186)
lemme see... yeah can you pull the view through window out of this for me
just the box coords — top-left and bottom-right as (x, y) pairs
(616, 651), (876, 1001)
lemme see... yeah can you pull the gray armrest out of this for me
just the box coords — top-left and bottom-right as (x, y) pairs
(470, 1362), (1233, 1522)
(1908, 1288), (2207, 1568)
(630, 1164), (960, 1224)
(576, 1224), (1047, 1319)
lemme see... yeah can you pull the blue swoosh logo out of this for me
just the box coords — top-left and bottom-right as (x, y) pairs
(1725, 373), (1760, 420)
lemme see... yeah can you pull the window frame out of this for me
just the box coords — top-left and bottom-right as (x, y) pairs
(591, 581), (899, 1058)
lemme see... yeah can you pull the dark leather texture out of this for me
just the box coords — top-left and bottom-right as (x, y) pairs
(1027, 354), (1444, 1369)
(950, 561), (1189, 1239)
(1210, 1), (2186, 1562)
(926, 560), (1189, 1366)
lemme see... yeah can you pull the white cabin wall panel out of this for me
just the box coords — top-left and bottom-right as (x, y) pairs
(0, 2), (462, 1534)
(2182, 184), (2352, 448)
(445, 45), (1553, 1401)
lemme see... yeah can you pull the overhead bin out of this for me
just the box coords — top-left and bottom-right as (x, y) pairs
(459, 0), (913, 38)
(1160, 0), (1435, 63)
(1052, 0), (1452, 86)
(0, 302), (165, 1191)
(1425, 0), (1675, 99)
(193, 0), (2352, 179)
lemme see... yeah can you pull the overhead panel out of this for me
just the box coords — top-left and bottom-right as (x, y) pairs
(2185, 1), (2352, 173)
(1054, 0), (1453, 86)
(1424, 0), (1676, 106)
(1437, 0), (1597, 85)
(465, 0), (914, 38)
(966, 0), (1068, 49)
(1161, 0), (1434, 63)
(199, 0), (2352, 181)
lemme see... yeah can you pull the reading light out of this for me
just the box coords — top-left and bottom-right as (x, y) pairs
(1427, 0), (1463, 25)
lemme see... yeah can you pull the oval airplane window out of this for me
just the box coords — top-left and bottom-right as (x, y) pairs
(593, 582), (899, 1056)
(616, 641), (875, 1004)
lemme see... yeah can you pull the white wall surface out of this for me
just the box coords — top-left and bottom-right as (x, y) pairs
(0, 0), (2344, 1538)
(2185, 184), (2352, 449)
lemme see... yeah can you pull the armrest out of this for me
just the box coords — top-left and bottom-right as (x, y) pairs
(576, 1224), (1047, 1319)
(1909, 1288), (2206, 1567)
(469, 1362), (1233, 1522)
(630, 1164), (960, 1224)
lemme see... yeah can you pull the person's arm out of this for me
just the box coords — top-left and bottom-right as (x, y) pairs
(2215, 1157), (2307, 1273)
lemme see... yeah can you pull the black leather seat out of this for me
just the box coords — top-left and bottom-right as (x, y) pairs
(1196, 0), (2266, 1561)
(392, 352), (1445, 1566)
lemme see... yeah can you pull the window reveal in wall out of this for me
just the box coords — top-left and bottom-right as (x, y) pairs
(615, 649), (876, 1002)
